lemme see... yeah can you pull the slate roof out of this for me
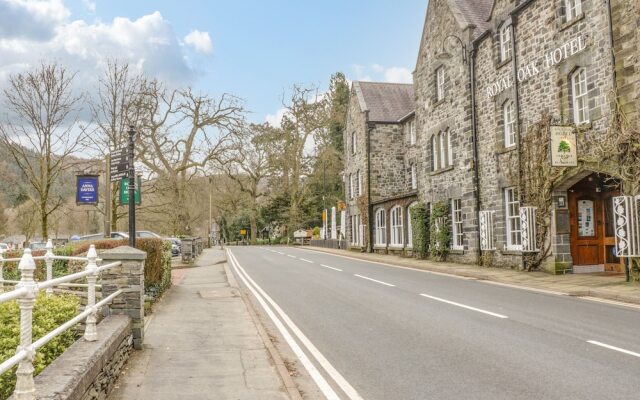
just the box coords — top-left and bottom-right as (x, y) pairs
(353, 81), (415, 123)
(450, 0), (493, 38)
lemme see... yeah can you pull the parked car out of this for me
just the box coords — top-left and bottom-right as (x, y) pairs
(136, 231), (162, 239)
(111, 232), (129, 240)
(0, 243), (8, 254)
(168, 238), (182, 256)
(29, 242), (47, 251)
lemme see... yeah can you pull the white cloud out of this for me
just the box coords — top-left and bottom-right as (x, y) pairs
(82, 0), (96, 13)
(384, 67), (413, 84)
(0, 10), (205, 89)
(184, 30), (213, 55)
(0, 0), (70, 40)
(350, 64), (413, 84)
(265, 107), (287, 128)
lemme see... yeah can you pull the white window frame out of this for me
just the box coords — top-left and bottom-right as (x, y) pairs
(451, 199), (464, 250)
(409, 119), (416, 145)
(356, 170), (361, 196)
(351, 131), (357, 155)
(447, 130), (452, 167)
(411, 164), (417, 190)
(504, 187), (522, 250)
(571, 68), (589, 125)
(504, 101), (517, 147)
(432, 134), (439, 171)
(349, 174), (354, 199)
(407, 202), (418, 249)
(390, 206), (404, 247)
(351, 214), (361, 246)
(439, 131), (447, 169)
(565, 0), (582, 22)
(374, 208), (387, 246)
(499, 24), (512, 62)
(436, 67), (445, 101)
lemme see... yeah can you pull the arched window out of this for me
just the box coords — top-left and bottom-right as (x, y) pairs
(390, 206), (404, 247)
(504, 101), (516, 147)
(407, 202), (418, 249)
(571, 68), (589, 124)
(374, 208), (387, 246)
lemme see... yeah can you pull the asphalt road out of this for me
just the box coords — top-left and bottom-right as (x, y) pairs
(228, 246), (640, 400)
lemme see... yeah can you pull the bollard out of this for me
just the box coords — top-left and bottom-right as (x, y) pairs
(83, 245), (98, 342)
(14, 249), (37, 400)
(44, 240), (54, 295)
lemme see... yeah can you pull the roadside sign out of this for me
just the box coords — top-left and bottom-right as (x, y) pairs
(119, 176), (141, 205)
(76, 175), (99, 205)
(110, 148), (130, 182)
(240, 229), (247, 235)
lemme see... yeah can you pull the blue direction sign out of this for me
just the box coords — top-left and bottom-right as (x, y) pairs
(76, 175), (99, 205)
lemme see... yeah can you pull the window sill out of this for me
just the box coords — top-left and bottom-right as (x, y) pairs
(433, 98), (446, 108)
(560, 12), (585, 32)
(430, 165), (454, 176)
(388, 245), (405, 250)
(495, 145), (517, 155)
(496, 57), (511, 70)
(501, 249), (522, 256)
(575, 121), (592, 130)
(449, 248), (464, 255)
(373, 245), (387, 250)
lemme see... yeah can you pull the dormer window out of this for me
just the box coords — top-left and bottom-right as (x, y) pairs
(565, 0), (582, 22)
(436, 67), (445, 101)
(499, 24), (511, 62)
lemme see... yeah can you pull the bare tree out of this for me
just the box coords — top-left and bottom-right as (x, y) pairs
(86, 59), (145, 231)
(136, 80), (245, 235)
(219, 123), (273, 244)
(0, 63), (84, 240)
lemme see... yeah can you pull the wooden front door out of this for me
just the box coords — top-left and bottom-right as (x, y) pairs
(568, 189), (622, 270)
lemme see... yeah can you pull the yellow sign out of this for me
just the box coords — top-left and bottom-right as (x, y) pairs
(240, 229), (247, 235)
(322, 210), (327, 222)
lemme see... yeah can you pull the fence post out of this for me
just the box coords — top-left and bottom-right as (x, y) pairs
(14, 249), (37, 400)
(84, 245), (98, 341)
(45, 239), (54, 295)
(100, 246), (147, 350)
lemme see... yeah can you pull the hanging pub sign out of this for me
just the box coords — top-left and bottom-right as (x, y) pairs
(550, 126), (578, 167)
(76, 175), (99, 205)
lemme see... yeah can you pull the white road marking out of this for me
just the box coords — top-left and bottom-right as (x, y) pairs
(275, 251), (285, 255)
(579, 297), (640, 310)
(321, 264), (343, 272)
(587, 340), (640, 358)
(419, 293), (509, 319)
(227, 250), (364, 400)
(354, 274), (395, 287)
(300, 258), (314, 263)
(287, 255), (297, 259)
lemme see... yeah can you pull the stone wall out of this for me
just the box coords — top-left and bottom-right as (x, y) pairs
(414, 0), (478, 264)
(369, 122), (412, 202)
(611, 0), (639, 126)
(15, 315), (133, 400)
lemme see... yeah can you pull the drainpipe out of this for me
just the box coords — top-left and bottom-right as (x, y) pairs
(366, 112), (374, 253)
(605, 0), (618, 90)
(469, 44), (481, 264)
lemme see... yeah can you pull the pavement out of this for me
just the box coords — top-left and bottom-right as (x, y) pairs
(304, 245), (640, 305)
(108, 248), (295, 400)
(229, 246), (640, 400)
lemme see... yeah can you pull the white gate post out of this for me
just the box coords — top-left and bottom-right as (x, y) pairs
(45, 239), (54, 295)
(331, 207), (337, 239)
(84, 245), (98, 341)
(14, 249), (37, 400)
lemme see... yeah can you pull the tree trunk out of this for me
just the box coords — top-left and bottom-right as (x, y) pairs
(250, 210), (258, 245)
(40, 204), (48, 241)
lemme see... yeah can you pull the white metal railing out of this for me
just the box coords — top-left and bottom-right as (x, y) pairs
(0, 239), (123, 400)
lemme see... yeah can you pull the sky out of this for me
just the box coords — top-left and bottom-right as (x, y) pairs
(0, 0), (427, 124)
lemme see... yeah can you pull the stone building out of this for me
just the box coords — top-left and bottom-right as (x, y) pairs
(344, 0), (639, 274)
(343, 81), (417, 253)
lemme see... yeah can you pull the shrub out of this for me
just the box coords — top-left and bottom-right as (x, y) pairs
(410, 204), (430, 259)
(136, 239), (172, 296)
(0, 293), (79, 399)
(429, 201), (451, 261)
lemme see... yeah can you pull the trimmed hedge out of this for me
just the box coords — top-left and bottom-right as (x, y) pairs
(429, 201), (451, 261)
(410, 204), (430, 259)
(0, 293), (79, 399)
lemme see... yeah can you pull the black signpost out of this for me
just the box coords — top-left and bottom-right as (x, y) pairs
(127, 126), (137, 247)
(109, 147), (129, 182)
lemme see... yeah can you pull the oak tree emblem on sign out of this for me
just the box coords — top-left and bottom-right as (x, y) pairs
(558, 140), (571, 153)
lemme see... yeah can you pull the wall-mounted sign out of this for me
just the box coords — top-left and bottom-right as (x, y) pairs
(119, 176), (141, 205)
(486, 35), (587, 98)
(550, 126), (578, 167)
(76, 175), (99, 205)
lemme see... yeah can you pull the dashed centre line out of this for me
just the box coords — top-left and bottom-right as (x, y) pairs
(321, 264), (343, 272)
(587, 340), (640, 358)
(300, 258), (314, 264)
(354, 274), (395, 287)
(287, 255), (297, 259)
(419, 293), (509, 319)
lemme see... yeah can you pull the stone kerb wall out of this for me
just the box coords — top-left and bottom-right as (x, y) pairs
(12, 246), (147, 400)
(414, 0), (478, 263)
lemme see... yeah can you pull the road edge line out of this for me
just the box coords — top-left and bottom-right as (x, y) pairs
(228, 250), (364, 400)
(227, 249), (341, 400)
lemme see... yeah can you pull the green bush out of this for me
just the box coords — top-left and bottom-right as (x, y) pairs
(410, 204), (430, 259)
(429, 201), (451, 261)
(0, 293), (79, 399)
(136, 239), (172, 296)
